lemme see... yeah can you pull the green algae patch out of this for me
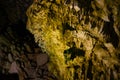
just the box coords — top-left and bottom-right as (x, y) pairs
(26, 0), (120, 80)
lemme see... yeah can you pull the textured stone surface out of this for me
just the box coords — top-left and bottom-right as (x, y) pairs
(0, 0), (53, 80)
(26, 0), (120, 80)
(0, 0), (120, 80)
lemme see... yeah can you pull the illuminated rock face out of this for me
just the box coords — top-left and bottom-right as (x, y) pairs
(26, 0), (120, 80)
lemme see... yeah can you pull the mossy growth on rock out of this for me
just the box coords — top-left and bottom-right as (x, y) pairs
(26, 0), (120, 80)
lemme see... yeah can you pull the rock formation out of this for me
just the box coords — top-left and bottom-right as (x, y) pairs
(0, 0), (120, 80)
(0, 0), (52, 80)
(26, 0), (120, 80)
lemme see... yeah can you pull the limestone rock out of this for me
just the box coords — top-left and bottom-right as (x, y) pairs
(26, 0), (120, 80)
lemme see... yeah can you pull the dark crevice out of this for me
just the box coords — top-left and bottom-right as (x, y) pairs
(64, 45), (85, 60)
(102, 14), (119, 48)
(87, 59), (93, 80)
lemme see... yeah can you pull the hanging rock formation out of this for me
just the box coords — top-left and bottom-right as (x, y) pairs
(26, 0), (120, 80)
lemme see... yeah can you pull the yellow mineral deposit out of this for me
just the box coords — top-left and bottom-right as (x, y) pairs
(26, 0), (120, 80)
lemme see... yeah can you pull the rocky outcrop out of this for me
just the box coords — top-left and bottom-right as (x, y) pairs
(0, 0), (120, 80)
(26, 0), (120, 80)
(0, 0), (53, 80)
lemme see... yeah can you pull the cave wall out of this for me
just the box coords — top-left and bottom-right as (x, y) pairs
(0, 0), (120, 80)
(26, 0), (120, 80)
(0, 0), (35, 58)
(0, 0), (33, 24)
(0, 0), (52, 80)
